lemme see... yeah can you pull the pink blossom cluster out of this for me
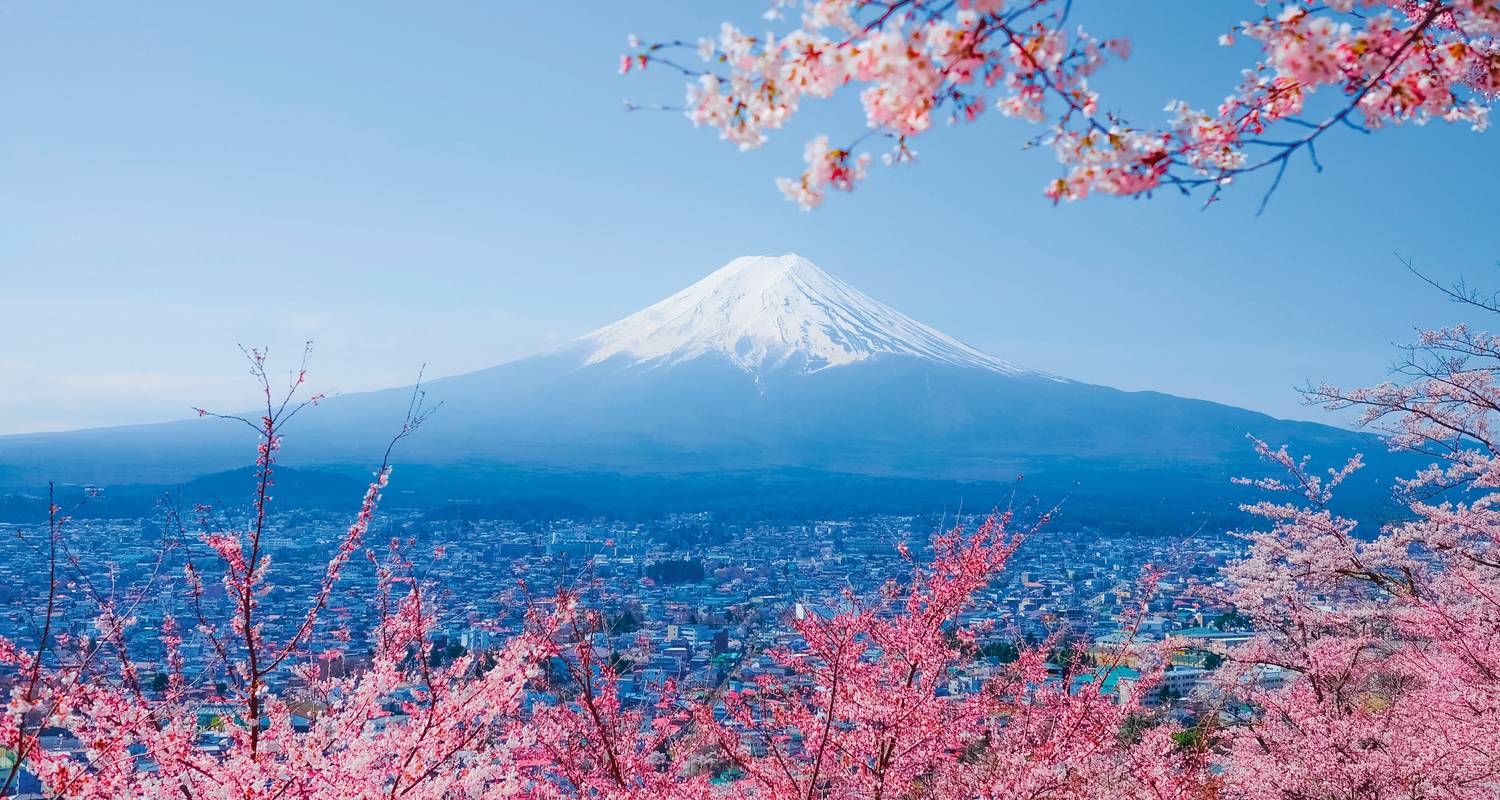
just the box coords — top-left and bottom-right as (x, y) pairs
(623, 1), (1497, 206)
(1197, 298), (1500, 798)
(1206, 434), (1500, 797)
(776, 134), (872, 209)
(694, 516), (1202, 799)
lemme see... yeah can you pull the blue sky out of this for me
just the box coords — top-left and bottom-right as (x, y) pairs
(2, 2), (1496, 434)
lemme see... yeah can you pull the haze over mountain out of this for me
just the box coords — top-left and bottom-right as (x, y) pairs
(0, 254), (1409, 520)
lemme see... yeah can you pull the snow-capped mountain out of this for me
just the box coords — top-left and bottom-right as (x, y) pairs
(0, 254), (1407, 518)
(578, 254), (1034, 376)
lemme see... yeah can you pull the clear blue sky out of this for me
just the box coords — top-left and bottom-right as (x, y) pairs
(2, 2), (1496, 434)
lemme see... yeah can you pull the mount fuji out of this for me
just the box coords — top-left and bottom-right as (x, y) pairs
(578, 254), (1031, 376)
(0, 254), (1406, 519)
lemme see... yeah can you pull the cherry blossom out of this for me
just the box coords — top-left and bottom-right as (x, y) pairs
(623, 1), (1497, 208)
(1206, 269), (1500, 798)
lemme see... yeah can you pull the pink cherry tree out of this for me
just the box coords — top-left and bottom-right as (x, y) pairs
(0, 347), (563, 800)
(621, 1), (1497, 209)
(1201, 270), (1500, 799)
(520, 578), (712, 799)
(692, 513), (1209, 800)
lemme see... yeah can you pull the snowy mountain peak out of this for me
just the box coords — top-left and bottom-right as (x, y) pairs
(577, 254), (1036, 376)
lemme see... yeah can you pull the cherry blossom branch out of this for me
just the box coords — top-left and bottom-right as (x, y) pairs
(622, 1), (1496, 208)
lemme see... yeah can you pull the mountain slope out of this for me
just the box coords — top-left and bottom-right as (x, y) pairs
(0, 254), (1412, 517)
